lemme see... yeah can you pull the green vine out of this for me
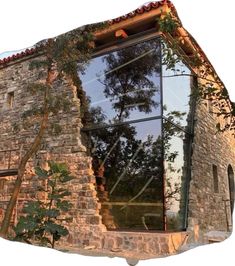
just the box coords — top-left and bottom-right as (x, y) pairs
(157, 13), (235, 135)
(158, 13), (180, 34)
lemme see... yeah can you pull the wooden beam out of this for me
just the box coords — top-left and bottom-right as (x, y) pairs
(0, 169), (18, 177)
(95, 8), (163, 41)
(115, 29), (128, 39)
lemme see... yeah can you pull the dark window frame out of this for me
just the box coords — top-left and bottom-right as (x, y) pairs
(7, 91), (15, 109)
(81, 33), (194, 232)
(227, 164), (234, 214)
(212, 164), (219, 193)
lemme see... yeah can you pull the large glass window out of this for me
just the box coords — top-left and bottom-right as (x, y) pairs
(162, 58), (193, 230)
(89, 120), (163, 230)
(82, 38), (161, 127)
(81, 36), (193, 231)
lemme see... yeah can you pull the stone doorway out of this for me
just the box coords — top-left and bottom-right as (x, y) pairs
(228, 165), (234, 215)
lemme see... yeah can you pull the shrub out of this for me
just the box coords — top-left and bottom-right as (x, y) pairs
(14, 161), (74, 248)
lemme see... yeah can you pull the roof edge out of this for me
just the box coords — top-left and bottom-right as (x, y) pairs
(0, 1), (172, 67)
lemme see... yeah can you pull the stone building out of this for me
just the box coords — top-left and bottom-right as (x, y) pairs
(0, 0), (234, 259)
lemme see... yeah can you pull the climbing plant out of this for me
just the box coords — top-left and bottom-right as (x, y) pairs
(1, 8), (234, 239)
(158, 13), (235, 135)
(0, 22), (107, 237)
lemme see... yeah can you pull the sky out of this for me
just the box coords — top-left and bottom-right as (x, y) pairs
(0, 0), (235, 265)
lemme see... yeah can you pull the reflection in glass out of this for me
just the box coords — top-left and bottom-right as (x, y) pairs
(81, 38), (162, 127)
(162, 61), (191, 127)
(90, 120), (164, 230)
(163, 118), (187, 230)
(162, 56), (193, 230)
(81, 36), (193, 232)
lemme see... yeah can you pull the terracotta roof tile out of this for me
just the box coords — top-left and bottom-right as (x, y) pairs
(108, 1), (173, 25)
(0, 1), (172, 66)
(0, 47), (39, 66)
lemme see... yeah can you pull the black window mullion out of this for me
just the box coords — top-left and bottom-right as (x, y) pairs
(82, 115), (163, 132)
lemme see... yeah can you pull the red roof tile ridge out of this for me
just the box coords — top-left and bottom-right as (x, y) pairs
(0, 1), (173, 66)
(0, 46), (43, 66)
(108, 1), (173, 25)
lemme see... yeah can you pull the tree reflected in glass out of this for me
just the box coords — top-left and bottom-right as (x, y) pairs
(81, 37), (193, 231)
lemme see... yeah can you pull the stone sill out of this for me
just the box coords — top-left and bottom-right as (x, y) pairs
(101, 230), (189, 259)
(58, 231), (189, 260)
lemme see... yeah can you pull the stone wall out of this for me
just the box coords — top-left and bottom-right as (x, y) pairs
(0, 55), (106, 247)
(188, 99), (235, 243)
(0, 55), (190, 257)
(102, 231), (188, 257)
(1, 52), (235, 256)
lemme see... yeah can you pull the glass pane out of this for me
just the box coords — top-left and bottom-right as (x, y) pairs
(89, 119), (164, 230)
(163, 119), (189, 231)
(162, 59), (192, 127)
(162, 44), (193, 231)
(81, 38), (161, 127)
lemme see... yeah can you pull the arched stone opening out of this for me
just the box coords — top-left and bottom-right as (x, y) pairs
(228, 165), (234, 215)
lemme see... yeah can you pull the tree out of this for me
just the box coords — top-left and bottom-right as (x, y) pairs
(89, 39), (162, 199)
(0, 22), (107, 237)
(100, 38), (161, 122)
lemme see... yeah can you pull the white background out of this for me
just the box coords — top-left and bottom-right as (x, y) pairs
(0, 1), (234, 265)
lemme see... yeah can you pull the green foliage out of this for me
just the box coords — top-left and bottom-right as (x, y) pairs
(18, 22), (109, 138)
(14, 162), (74, 248)
(161, 42), (181, 71)
(157, 13), (235, 135)
(158, 13), (180, 34)
(85, 40), (185, 217)
(22, 106), (45, 119)
(48, 123), (62, 136)
(99, 38), (161, 121)
(29, 59), (49, 70)
(27, 83), (50, 94)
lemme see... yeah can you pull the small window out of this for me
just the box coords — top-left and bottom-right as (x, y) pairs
(7, 91), (14, 108)
(207, 99), (213, 114)
(0, 179), (6, 190)
(227, 165), (234, 214)
(212, 165), (219, 193)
